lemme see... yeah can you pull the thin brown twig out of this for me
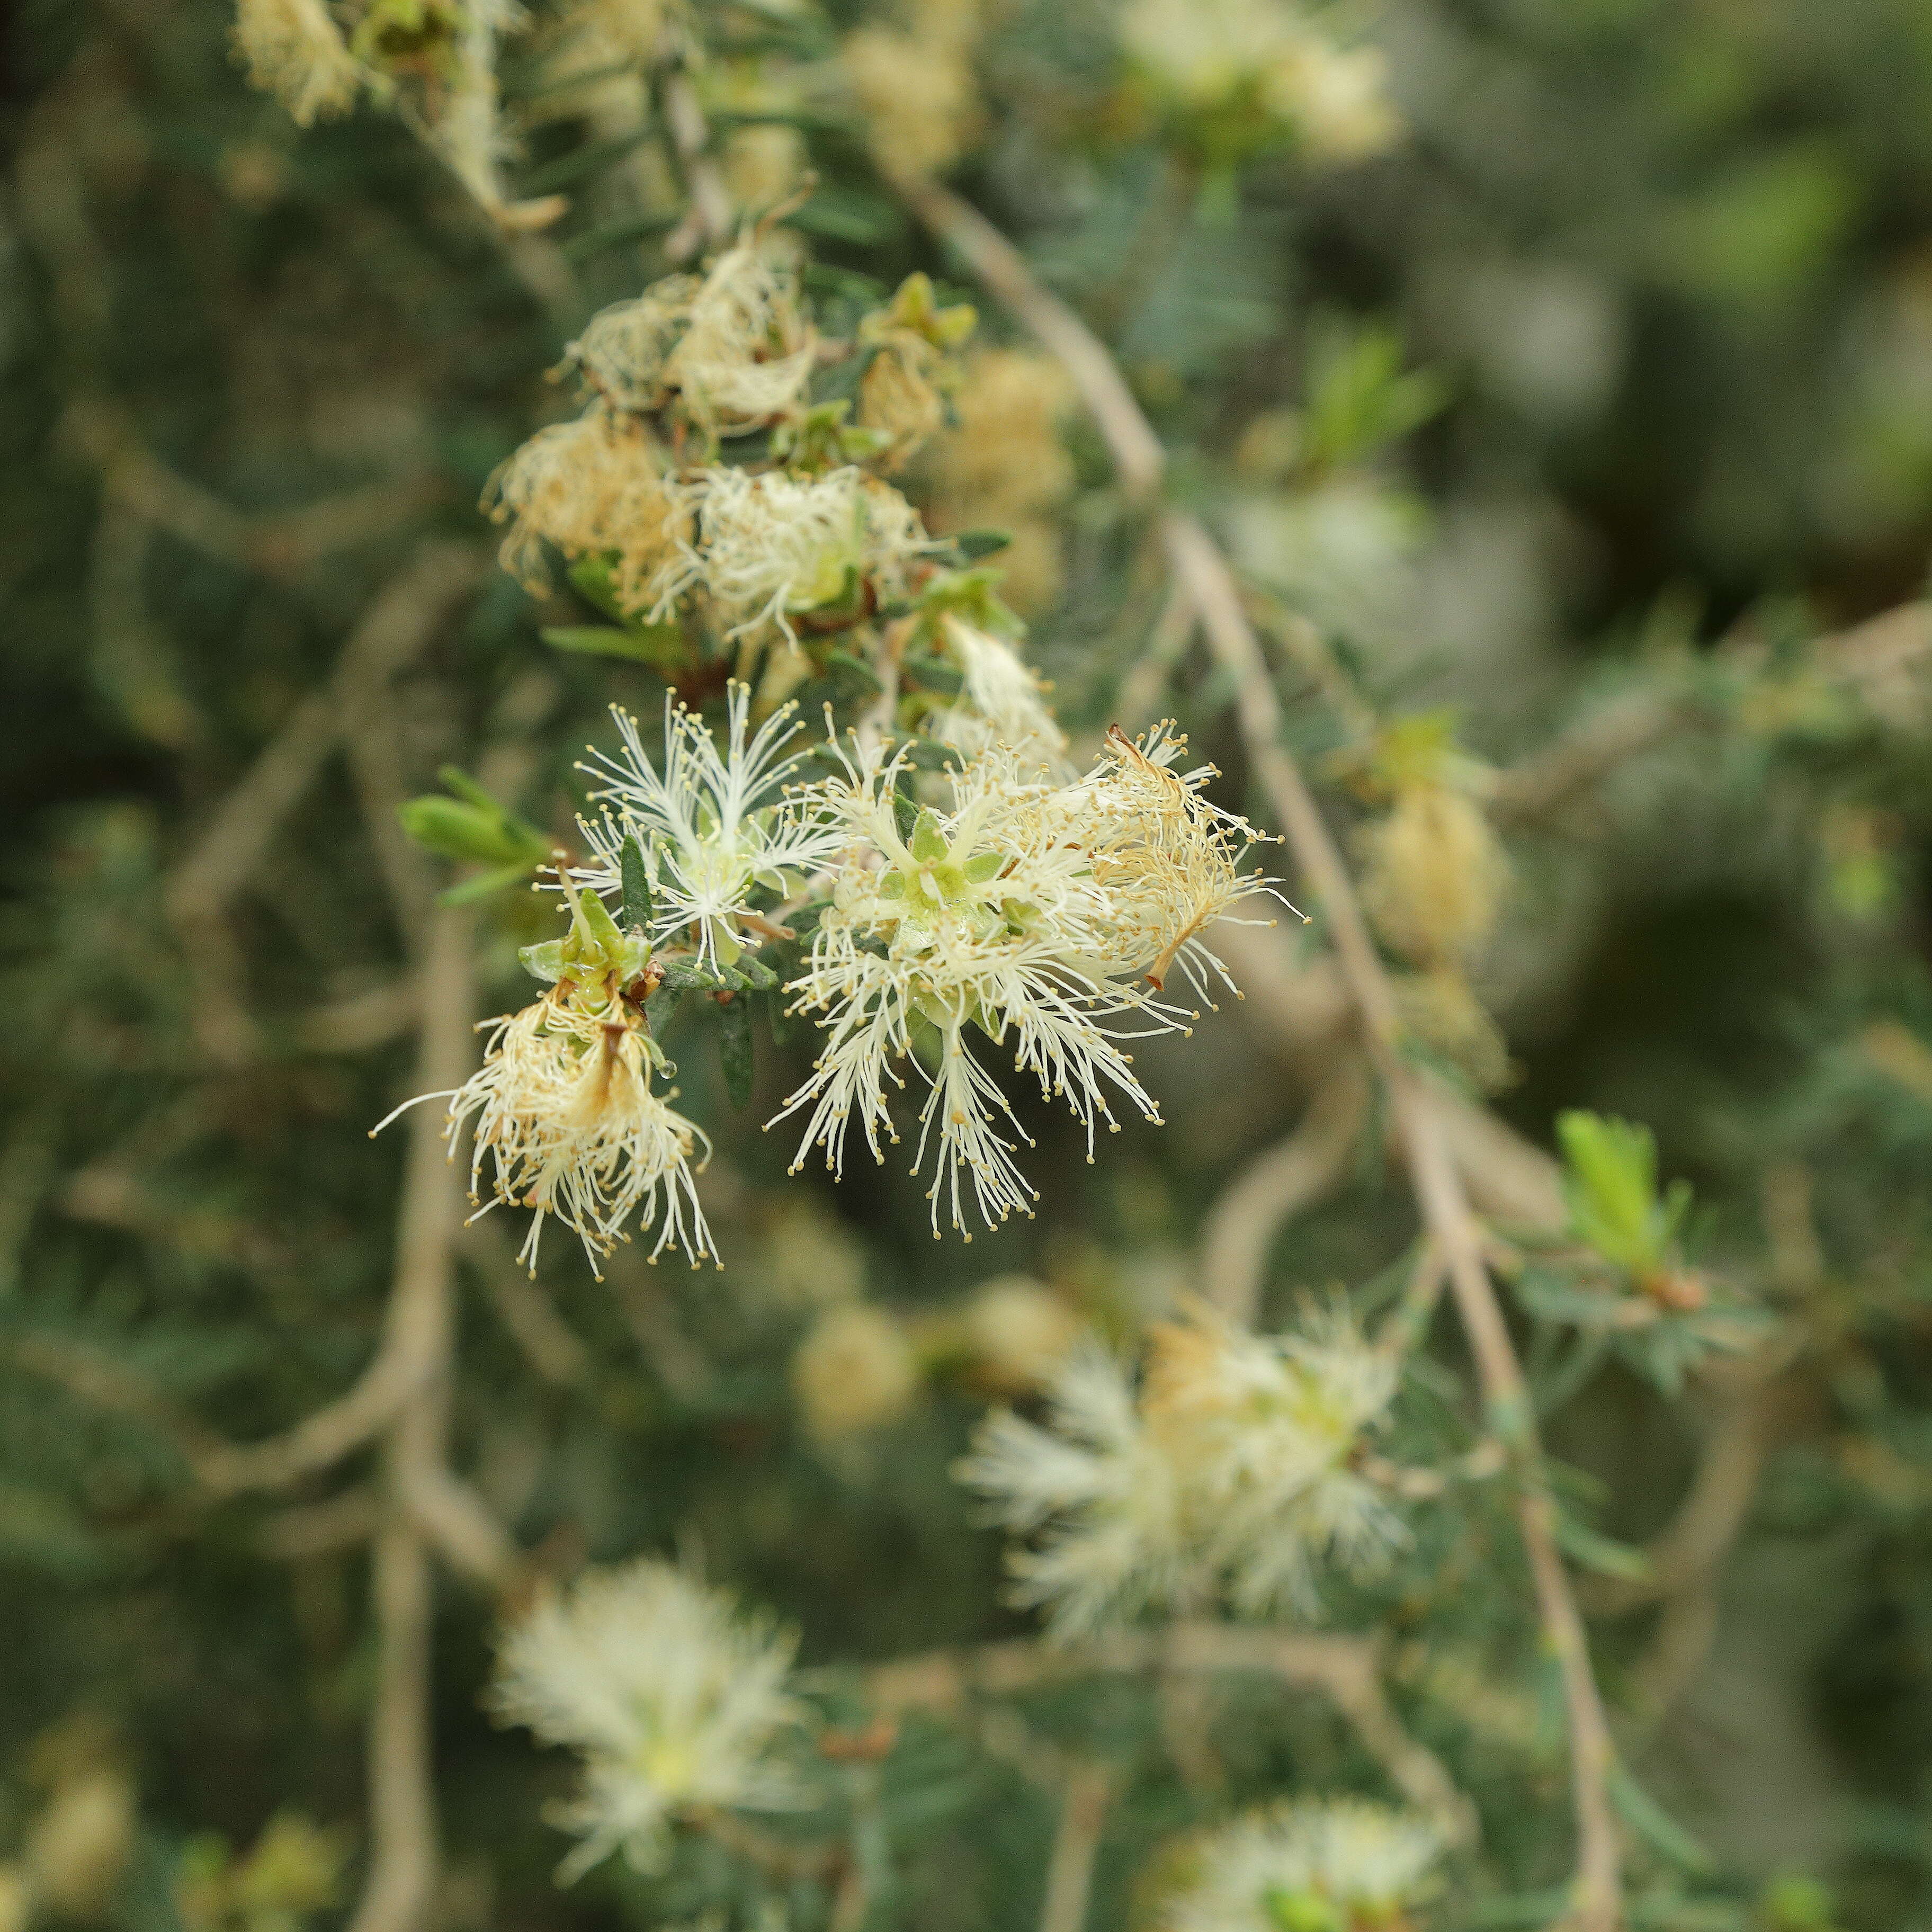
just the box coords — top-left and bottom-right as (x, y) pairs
(661, 67), (735, 262)
(892, 171), (1615, 1929)
(861, 1623), (1472, 1843)
(1038, 1761), (1112, 1932)
(1197, 1057), (1371, 1324)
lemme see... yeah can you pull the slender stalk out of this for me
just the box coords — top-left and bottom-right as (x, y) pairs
(891, 169), (1622, 1932)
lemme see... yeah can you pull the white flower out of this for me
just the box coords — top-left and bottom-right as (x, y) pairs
(1119, 0), (1399, 165)
(958, 1305), (1404, 1633)
(231, 0), (366, 126)
(928, 618), (1072, 776)
(416, 990), (714, 1275)
(1143, 1303), (1406, 1617)
(1162, 1799), (1444, 1931)
(956, 1344), (1190, 1635)
(579, 684), (845, 971)
(1058, 722), (1287, 1007)
(491, 1561), (806, 1881)
(646, 466), (932, 642)
(772, 741), (1176, 1238)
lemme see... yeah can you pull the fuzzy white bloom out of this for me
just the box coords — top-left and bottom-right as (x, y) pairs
(775, 726), (1279, 1235)
(483, 407), (678, 604)
(578, 684), (845, 971)
(774, 741), (1182, 1237)
(1056, 722), (1285, 1005)
(231, 0), (366, 124)
(1162, 1799), (1445, 1931)
(958, 1305), (1403, 1633)
(415, 990), (713, 1275)
(957, 1344), (1191, 1634)
(1143, 1303), (1405, 1616)
(928, 618), (1072, 777)
(963, 1275), (1085, 1392)
(570, 244), (816, 435)
(648, 466), (933, 641)
(492, 1562), (805, 1882)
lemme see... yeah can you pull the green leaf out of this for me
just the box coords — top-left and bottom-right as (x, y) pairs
(619, 835), (654, 932)
(523, 126), (655, 195)
(1558, 1110), (1678, 1276)
(719, 994), (753, 1109)
(950, 528), (1012, 561)
(398, 772), (549, 896)
(1608, 1760), (1714, 1874)
(559, 208), (681, 262)
(540, 624), (688, 671)
(1553, 1515), (1653, 1584)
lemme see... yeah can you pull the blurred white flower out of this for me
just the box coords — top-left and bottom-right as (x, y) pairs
(569, 243), (815, 435)
(956, 1343), (1191, 1634)
(958, 1304), (1404, 1632)
(928, 618), (1072, 777)
(1162, 1798), (1444, 1931)
(492, 1561), (806, 1881)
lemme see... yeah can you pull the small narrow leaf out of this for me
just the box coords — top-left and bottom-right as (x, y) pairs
(718, 995), (753, 1110)
(619, 836), (654, 932)
(540, 624), (688, 670)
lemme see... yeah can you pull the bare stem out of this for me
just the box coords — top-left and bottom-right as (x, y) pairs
(893, 170), (1620, 1930)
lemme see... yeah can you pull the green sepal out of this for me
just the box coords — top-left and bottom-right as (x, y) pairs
(718, 994), (754, 1109)
(518, 938), (568, 983)
(910, 808), (949, 863)
(963, 851), (1004, 884)
(619, 835), (654, 932)
(949, 529), (1012, 561)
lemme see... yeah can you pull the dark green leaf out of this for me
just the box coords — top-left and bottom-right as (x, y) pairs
(719, 994), (753, 1109)
(620, 835), (653, 932)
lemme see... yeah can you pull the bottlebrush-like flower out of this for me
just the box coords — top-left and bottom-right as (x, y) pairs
(1057, 722), (1286, 1005)
(491, 1561), (805, 1881)
(436, 992), (714, 1275)
(955, 1343), (1190, 1635)
(775, 726), (1280, 1235)
(578, 684), (845, 971)
(958, 1304), (1403, 1633)
(1161, 1799), (1445, 1932)
(773, 741), (1178, 1237)
(482, 407), (681, 607)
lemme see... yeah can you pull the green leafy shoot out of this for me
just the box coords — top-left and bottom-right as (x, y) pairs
(1301, 317), (1450, 472)
(1558, 1111), (1693, 1284)
(397, 766), (551, 904)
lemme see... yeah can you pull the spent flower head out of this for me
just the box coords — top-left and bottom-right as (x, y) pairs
(491, 1560), (805, 1881)
(647, 466), (933, 642)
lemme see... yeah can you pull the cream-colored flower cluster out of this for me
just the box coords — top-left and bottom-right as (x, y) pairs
(775, 720), (1277, 1237)
(1120, 0), (1401, 165)
(1161, 1799), (1444, 1932)
(482, 248), (968, 640)
(491, 1561), (806, 1881)
(958, 1304), (1403, 1634)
